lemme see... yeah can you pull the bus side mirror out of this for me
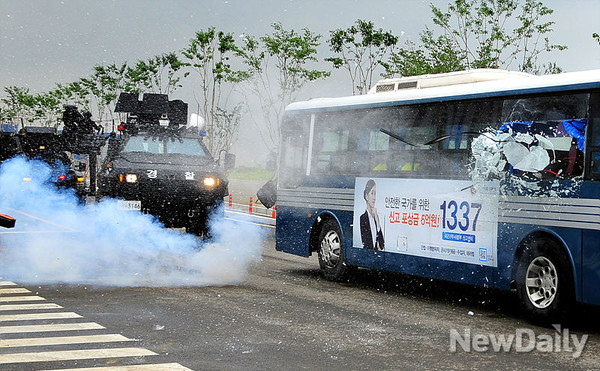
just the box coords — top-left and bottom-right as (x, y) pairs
(257, 180), (277, 209)
(219, 152), (235, 171)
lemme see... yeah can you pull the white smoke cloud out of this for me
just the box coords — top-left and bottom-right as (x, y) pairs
(0, 156), (265, 286)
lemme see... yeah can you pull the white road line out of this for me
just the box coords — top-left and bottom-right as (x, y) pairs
(0, 295), (45, 302)
(0, 303), (63, 311)
(0, 311), (82, 322)
(0, 347), (157, 364)
(0, 334), (131, 348)
(6, 208), (79, 233)
(0, 322), (105, 334)
(51, 363), (194, 370)
(0, 281), (17, 286)
(224, 216), (276, 228)
(0, 287), (31, 294)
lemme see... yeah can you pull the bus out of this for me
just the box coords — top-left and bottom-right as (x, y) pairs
(272, 68), (600, 321)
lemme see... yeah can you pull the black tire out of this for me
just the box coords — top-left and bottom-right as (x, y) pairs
(187, 202), (223, 238)
(317, 219), (350, 281)
(516, 237), (574, 323)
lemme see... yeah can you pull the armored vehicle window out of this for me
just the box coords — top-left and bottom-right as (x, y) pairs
(166, 138), (207, 156)
(123, 136), (164, 154)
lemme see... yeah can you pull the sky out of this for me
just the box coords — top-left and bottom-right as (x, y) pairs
(1, 0), (599, 164)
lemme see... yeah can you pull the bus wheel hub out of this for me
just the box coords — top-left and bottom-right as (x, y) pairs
(526, 256), (558, 309)
(320, 230), (341, 268)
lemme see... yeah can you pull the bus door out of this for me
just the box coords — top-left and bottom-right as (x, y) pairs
(579, 179), (600, 305)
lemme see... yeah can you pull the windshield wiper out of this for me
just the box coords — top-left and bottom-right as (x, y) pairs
(380, 128), (417, 147)
(423, 132), (484, 146)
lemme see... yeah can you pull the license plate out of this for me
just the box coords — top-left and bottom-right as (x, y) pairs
(117, 200), (141, 211)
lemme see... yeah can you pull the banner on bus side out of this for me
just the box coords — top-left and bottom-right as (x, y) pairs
(353, 178), (499, 267)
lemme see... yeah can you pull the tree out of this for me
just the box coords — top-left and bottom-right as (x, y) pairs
(594, 33), (600, 47)
(326, 19), (398, 95)
(387, 0), (566, 77)
(240, 22), (329, 150)
(80, 63), (130, 123)
(388, 32), (465, 77)
(1, 86), (36, 128)
(31, 90), (63, 127)
(54, 80), (91, 112)
(181, 28), (250, 156)
(48, 63), (128, 129)
(126, 53), (188, 95)
(0, 86), (63, 128)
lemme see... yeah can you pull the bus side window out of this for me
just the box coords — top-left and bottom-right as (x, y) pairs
(368, 130), (390, 172)
(501, 95), (590, 179)
(313, 129), (350, 174)
(587, 108), (600, 179)
(589, 152), (600, 175)
(279, 116), (310, 188)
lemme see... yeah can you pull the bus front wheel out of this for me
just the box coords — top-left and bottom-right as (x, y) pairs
(317, 220), (349, 281)
(516, 238), (573, 322)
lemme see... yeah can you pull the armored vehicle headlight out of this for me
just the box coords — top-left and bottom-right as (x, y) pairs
(203, 177), (219, 187)
(125, 174), (138, 183)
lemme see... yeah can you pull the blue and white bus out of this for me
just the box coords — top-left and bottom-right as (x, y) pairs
(273, 69), (600, 320)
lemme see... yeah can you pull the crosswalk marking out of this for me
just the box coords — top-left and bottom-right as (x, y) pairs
(0, 295), (45, 302)
(0, 322), (105, 334)
(0, 287), (31, 294)
(0, 311), (82, 321)
(0, 347), (157, 364)
(0, 282), (192, 370)
(0, 334), (131, 348)
(53, 363), (195, 370)
(0, 303), (63, 311)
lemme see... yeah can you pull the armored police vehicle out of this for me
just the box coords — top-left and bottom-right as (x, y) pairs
(0, 126), (85, 194)
(97, 93), (230, 236)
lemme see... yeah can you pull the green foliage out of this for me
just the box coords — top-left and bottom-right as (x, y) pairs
(79, 63), (128, 120)
(1, 86), (64, 127)
(239, 22), (329, 149)
(387, 0), (566, 77)
(55, 80), (90, 109)
(326, 19), (398, 94)
(260, 22), (329, 91)
(180, 27), (252, 156)
(126, 52), (188, 95)
(1, 86), (33, 125)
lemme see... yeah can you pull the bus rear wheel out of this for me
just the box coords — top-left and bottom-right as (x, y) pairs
(516, 238), (573, 323)
(317, 220), (349, 281)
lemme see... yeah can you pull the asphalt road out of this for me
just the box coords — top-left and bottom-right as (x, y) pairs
(3, 227), (600, 370)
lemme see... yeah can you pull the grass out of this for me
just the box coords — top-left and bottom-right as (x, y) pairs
(228, 166), (274, 180)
